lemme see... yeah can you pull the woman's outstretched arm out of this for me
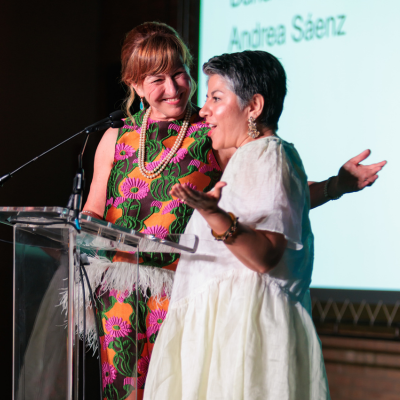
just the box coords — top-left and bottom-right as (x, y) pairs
(170, 183), (287, 274)
(82, 127), (118, 219)
(309, 149), (386, 209)
(214, 149), (386, 210)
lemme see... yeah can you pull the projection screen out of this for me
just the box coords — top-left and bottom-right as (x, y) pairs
(198, 0), (399, 291)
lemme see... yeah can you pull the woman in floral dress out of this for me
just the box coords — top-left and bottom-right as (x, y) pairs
(82, 22), (221, 400)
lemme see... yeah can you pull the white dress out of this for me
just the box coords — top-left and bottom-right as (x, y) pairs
(144, 137), (330, 400)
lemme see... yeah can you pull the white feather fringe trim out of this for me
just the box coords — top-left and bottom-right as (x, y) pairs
(59, 256), (175, 352)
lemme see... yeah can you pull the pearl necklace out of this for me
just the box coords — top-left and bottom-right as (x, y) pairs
(138, 105), (192, 179)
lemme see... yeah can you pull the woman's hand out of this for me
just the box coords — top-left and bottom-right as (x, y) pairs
(170, 182), (233, 236)
(309, 149), (387, 208)
(333, 149), (387, 197)
(170, 182), (227, 214)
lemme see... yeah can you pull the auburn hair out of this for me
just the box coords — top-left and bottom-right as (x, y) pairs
(121, 22), (195, 121)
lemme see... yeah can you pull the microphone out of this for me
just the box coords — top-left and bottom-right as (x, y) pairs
(67, 110), (125, 226)
(0, 110), (125, 187)
(84, 110), (124, 133)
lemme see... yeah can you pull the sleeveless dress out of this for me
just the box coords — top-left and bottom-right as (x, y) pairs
(144, 137), (330, 400)
(97, 108), (221, 400)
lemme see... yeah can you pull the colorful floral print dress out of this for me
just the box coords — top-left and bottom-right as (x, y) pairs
(96, 107), (220, 400)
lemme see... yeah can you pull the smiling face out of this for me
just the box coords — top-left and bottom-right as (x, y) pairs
(199, 74), (251, 150)
(134, 62), (192, 121)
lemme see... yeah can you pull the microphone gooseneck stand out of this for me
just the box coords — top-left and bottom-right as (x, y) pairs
(0, 110), (124, 230)
(66, 110), (124, 230)
(0, 110), (124, 189)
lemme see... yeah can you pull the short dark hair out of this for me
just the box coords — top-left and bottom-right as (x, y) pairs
(202, 51), (287, 131)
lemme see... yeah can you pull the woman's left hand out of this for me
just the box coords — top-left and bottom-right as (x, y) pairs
(334, 149), (387, 196)
(170, 182), (227, 214)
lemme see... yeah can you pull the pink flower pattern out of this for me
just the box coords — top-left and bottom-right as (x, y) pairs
(208, 151), (222, 171)
(189, 159), (200, 168)
(105, 197), (114, 207)
(161, 199), (181, 215)
(137, 375), (146, 390)
(186, 123), (209, 137)
(102, 362), (117, 388)
(146, 323), (160, 337)
(148, 309), (167, 326)
(145, 160), (160, 171)
(143, 225), (169, 239)
(171, 148), (188, 164)
(117, 290), (130, 303)
(168, 123), (181, 132)
(105, 316), (132, 338)
(101, 334), (112, 350)
(199, 164), (214, 173)
(115, 143), (134, 160)
(122, 123), (139, 131)
(123, 377), (135, 387)
(147, 309), (167, 337)
(121, 177), (149, 200)
(159, 148), (171, 161)
(137, 355), (150, 375)
(151, 200), (162, 209)
(109, 289), (130, 303)
(122, 375), (146, 390)
(113, 197), (126, 208)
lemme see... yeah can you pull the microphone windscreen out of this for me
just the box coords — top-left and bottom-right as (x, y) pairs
(111, 120), (124, 128)
(109, 110), (124, 121)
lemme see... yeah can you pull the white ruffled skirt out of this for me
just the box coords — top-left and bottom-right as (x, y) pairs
(144, 269), (330, 400)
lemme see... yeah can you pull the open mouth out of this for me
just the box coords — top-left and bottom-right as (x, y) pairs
(163, 93), (183, 104)
(207, 123), (217, 137)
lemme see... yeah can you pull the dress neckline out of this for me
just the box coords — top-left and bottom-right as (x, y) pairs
(139, 105), (198, 125)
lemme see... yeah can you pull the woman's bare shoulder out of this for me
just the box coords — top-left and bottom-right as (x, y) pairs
(83, 127), (118, 215)
(96, 127), (119, 158)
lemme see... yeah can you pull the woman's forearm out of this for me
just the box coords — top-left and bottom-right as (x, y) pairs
(309, 176), (343, 209)
(225, 223), (287, 273)
(309, 180), (329, 209)
(198, 208), (287, 274)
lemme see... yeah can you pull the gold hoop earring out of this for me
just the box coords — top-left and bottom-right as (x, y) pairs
(248, 117), (260, 139)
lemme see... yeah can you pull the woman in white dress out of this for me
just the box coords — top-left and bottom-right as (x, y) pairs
(144, 50), (330, 400)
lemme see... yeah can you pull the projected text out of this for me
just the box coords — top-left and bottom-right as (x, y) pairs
(229, 13), (347, 51)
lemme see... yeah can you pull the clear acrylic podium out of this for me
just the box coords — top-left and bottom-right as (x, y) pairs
(0, 206), (198, 400)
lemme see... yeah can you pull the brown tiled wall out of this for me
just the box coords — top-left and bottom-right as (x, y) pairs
(321, 336), (400, 400)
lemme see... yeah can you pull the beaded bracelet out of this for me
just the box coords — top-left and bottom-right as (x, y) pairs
(324, 176), (343, 201)
(211, 212), (239, 242)
(81, 210), (102, 219)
